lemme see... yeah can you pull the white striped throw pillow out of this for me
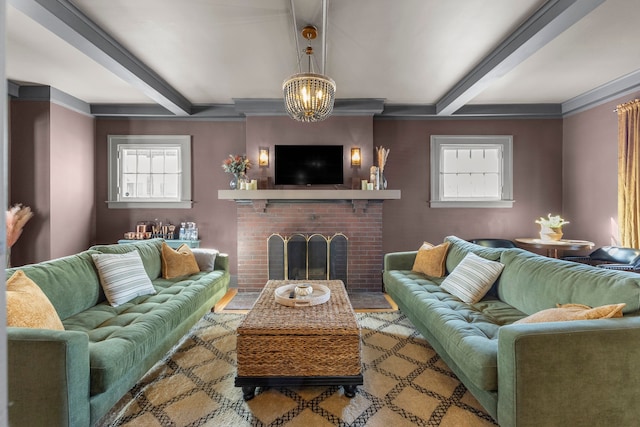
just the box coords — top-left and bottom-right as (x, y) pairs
(92, 250), (156, 307)
(440, 252), (504, 304)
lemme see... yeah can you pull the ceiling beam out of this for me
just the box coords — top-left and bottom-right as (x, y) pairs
(435, 0), (605, 116)
(9, 0), (192, 115)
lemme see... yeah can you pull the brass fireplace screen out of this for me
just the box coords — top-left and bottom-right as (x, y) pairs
(267, 233), (348, 285)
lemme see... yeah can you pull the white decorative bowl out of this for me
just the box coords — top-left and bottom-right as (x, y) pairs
(294, 284), (313, 297)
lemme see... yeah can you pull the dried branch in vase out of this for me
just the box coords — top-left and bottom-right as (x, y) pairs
(376, 146), (390, 173)
(6, 204), (33, 248)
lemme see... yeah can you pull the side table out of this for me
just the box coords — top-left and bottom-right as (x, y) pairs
(515, 238), (594, 258)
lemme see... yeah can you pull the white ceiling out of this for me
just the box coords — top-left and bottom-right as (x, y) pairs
(6, 0), (640, 117)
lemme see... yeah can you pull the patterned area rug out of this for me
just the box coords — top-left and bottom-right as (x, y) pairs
(98, 312), (497, 426)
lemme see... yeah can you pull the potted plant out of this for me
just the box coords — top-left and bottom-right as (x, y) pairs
(535, 214), (569, 241)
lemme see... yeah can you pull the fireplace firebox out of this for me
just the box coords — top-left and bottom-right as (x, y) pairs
(268, 233), (348, 285)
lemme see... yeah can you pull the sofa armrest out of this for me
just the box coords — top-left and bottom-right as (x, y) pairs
(497, 318), (640, 427)
(8, 327), (91, 427)
(215, 252), (229, 272)
(383, 251), (417, 271)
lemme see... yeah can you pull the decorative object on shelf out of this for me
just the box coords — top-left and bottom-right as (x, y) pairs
(258, 147), (269, 167)
(535, 214), (569, 241)
(179, 222), (198, 240)
(351, 147), (361, 167)
(376, 146), (390, 190)
(6, 203), (33, 267)
(222, 154), (251, 189)
(294, 283), (313, 297)
(282, 1), (335, 123)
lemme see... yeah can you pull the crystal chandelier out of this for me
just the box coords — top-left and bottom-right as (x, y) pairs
(283, 25), (336, 122)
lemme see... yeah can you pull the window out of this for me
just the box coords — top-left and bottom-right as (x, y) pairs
(108, 135), (192, 208)
(430, 135), (513, 208)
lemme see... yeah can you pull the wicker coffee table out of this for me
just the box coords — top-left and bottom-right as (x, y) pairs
(235, 280), (362, 400)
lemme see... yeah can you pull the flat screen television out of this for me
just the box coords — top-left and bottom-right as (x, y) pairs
(274, 145), (344, 186)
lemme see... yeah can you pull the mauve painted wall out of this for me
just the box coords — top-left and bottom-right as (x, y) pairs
(563, 90), (640, 249)
(16, 100), (616, 273)
(93, 119), (246, 280)
(9, 100), (95, 265)
(374, 118), (564, 253)
(9, 101), (51, 265)
(50, 104), (95, 259)
(95, 116), (566, 275)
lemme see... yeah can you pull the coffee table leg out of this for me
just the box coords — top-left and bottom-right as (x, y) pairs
(343, 385), (357, 398)
(242, 386), (256, 401)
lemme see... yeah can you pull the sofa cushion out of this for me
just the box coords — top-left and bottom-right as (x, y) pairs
(499, 249), (640, 315)
(441, 253), (504, 303)
(191, 248), (218, 272)
(6, 250), (103, 320)
(514, 303), (626, 324)
(92, 251), (156, 307)
(412, 242), (450, 277)
(161, 243), (200, 279)
(444, 235), (505, 273)
(6, 270), (64, 330)
(62, 270), (228, 395)
(91, 239), (163, 280)
(383, 269), (520, 391)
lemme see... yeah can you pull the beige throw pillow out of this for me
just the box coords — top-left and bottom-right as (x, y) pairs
(412, 241), (450, 277)
(440, 252), (504, 304)
(6, 270), (64, 330)
(161, 242), (201, 279)
(514, 303), (626, 324)
(92, 251), (156, 307)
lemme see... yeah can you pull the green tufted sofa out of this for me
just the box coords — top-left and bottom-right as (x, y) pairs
(7, 239), (230, 427)
(384, 235), (640, 427)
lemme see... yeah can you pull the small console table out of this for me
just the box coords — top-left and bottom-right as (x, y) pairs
(118, 239), (201, 249)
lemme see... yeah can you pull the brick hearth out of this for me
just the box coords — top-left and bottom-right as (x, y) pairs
(236, 201), (383, 291)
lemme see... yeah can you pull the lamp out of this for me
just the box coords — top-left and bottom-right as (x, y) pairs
(258, 147), (269, 167)
(283, 21), (336, 122)
(351, 147), (361, 167)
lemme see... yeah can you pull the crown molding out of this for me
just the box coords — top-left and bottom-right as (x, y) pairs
(13, 84), (92, 116)
(9, 77), (640, 120)
(233, 98), (385, 117)
(562, 69), (640, 116)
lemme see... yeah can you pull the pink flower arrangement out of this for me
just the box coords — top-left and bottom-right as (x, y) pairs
(222, 154), (251, 175)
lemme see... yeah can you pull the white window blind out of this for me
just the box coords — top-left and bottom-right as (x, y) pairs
(430, 136), (513, 208)
(108, 135), (192, 209)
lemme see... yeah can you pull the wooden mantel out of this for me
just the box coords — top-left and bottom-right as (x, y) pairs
(218, 189), (401, 201)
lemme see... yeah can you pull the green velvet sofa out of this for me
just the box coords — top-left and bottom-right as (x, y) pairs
(383, 235), (640, 427)
(7, 239), (230, 427)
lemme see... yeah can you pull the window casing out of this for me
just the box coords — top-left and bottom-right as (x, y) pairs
(108, 135), (192, 209)
(430, 135), (514, 208)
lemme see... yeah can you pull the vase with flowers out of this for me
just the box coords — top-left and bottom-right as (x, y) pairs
(535, 214), (569, 241)
(222, 154), (251, 189)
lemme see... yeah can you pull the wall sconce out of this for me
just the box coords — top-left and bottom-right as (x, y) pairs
(351, 147), (361, 167)
(258, 147), (269, 167)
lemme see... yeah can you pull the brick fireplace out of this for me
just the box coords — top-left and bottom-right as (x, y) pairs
(222, 191), (400, 292)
